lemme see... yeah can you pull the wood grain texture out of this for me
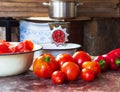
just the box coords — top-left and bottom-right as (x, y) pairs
(0, 0), (120, 17)
(0, 70), (120, 92)
(83, 18), (120, 56)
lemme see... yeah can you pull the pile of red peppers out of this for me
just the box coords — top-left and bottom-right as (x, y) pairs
(94, 48), (120, 71)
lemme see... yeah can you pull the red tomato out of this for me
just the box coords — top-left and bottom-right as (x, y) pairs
(23, 40), (34, 51)
(14, 42), (25, 53)
(72, 51), (91, 68)
(0, 42), (12, 54)
(0, 40), (6, 43)
(51, 70), (66, 84)
(81, 68), (95, 82)
(61, 62), (80, 81)
(56, 53), (74, 67)
(33, 53), (59, 78)
(8, 45), (16, 53)
(82, 61), (101, 76)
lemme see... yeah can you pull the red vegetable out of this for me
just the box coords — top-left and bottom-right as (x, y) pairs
(51, 70), (66, 84)
(23, 40), (34, 51)
(0, 42), (12, 54)
(94, 55), (109, 72)
(56, 53), (74, 67)
(82, 61), (101, 76)
(72, 51), (92, 68)
(108, 48), (120, 58)
(105, 53), (120, 70)
(61, 62), (80, 81)
(81, 68), (95, 82)
(104, 48), (120, 70)
(14, 42), (25, 53)
(33, 53), (59, 78)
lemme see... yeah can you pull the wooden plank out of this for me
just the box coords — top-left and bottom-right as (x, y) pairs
(0, 0), (120, 17)
(1, 2), (44, 7)
(83, 18), (120, 55)
(0, 7), (47, 12)
(1, 0), (49, 3)
(77, 0), (120, 17)
(0, 12), (49, 18)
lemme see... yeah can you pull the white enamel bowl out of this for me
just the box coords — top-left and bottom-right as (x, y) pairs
(0, 42), (42, 77)
(42, 43), (81, 56)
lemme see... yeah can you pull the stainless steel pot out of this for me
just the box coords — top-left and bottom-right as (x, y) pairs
(43, 0), (83, 19)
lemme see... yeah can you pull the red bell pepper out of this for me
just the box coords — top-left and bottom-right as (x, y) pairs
(94, 55), (109, 72)
(105, 48), (120, 70)
(108, 48), (120, 58)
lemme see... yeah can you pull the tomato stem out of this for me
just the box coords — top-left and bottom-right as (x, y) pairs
(44, 56), (50, 62)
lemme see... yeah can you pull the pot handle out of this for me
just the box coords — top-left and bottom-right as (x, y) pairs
(43, 2), (50, 6)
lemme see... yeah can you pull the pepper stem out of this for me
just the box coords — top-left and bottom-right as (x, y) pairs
(115, 58), (120, 67)
(99, 60), (106, 69)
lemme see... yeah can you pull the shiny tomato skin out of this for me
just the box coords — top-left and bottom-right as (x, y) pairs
(23, 40), (34, 51)
(61, 62), (80, 81)
(51, 70), (66, 84)
(72, 51), (91, 68)
(81, 68), (95, 82)
(41, 53), (59, 71)
(82, 61), (101, 76)
(56, 53), (74, 67)
(0, 42), (12, 54)
(33, 53), (59, 78)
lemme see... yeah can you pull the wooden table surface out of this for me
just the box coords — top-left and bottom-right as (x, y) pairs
(0, 70), (120, 92)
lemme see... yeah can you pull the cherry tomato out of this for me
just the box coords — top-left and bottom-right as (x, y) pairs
(56, 53), (74, 67)
(72, 51), (91, 68)
(82, 61), (101, 76)
(61, 62), (80, 81)
(0, 42), (12, 54)
(33, 53), (59, 78)
(23, 40), (34, 51)
(51, 70), (66, 85)
(81, 68), (95, 82)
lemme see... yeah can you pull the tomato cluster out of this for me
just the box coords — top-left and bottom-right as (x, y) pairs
(0, 40), (34, 54)
(29, 47), (120, 84)
(33, 51), (101, 84)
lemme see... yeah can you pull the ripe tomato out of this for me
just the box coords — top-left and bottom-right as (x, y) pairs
(82, 61), (101, 76)
(56, 53), (74, 67)
(0, 42), (12, 54)
(23, 40), (34, 51)
(33, 53), (59, 78)
(81, 68), (95, 82)
(61, 62), (80, 81)
(14, 42), (25, 53)
(72, 51), (91, 68)
(51, 70), (66, 84)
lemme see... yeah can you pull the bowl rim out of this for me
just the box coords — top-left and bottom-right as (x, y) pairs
(0, 42), (42, 56)
(42, 43), (81, 51)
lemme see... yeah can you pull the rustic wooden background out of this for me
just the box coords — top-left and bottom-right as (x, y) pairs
(83, 18), (120, 56)
(0, 0), (120, 18)
(0, 0), (120, 55)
